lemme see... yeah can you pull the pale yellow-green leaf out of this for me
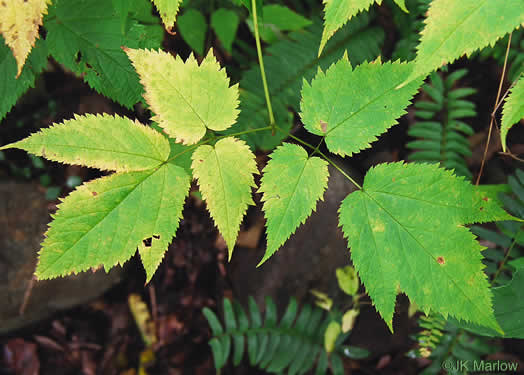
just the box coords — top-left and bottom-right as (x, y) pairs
(336, 266), (359, 295)
(35, 163), (191, 281)
(393, 0), (408, 13)
(128, 294), (157, 347)
(404, 0), (524, 84)
(151, 0), (182, 30)
(191, 137), (257, 260)
(324, 321), (341, 353)
(342, 309), (359, 332)
(125, 48), (240, 145)
(0, 0), (51, 77)
(501, 75), (524, 152)
(310, 289), (333, 311)
(0, 113), (170, 172)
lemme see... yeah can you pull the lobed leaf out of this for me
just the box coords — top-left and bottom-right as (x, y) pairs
(339, 162), (514, 332)
(1, 114), (170, 172)
(35, 163), (190, 281)
(501, 75), (524, 152)
(125, 48), (240, 145)
(300, 59), (423, 157)
(405, 0), (524, 83)
(192, 137), (258, 260)
(151, 0), (182, 30)
(0, 0), (50, 77)
(258, 143), (329, 264)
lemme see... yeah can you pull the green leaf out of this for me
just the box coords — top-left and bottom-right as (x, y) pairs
(300, 59), (422, 157)
(45, 0), (163, 108)
(211, 8), (239, 53)
(501, 75), (524, 152)
(151, 0), (182, 30)
(262, 4), (312, 32)
(338, 162), (513, 332)
(258, 143), (329, 264)
(125, 48), (240, 145)
(192, 137), (258, 259)
(405, 0), (524, 83)
(177, 9), (207, 56)
(220, 15), (384, 151)
(0, 36), (48, 121)
(35, 163), (190, 281)
(452, 268), (524, 339)
(318, 0), (378, 56)
(393, 0), (408, 13)
(336, 266), (359, 295)
(1, 114), (170, 172)
(247, 5), (312, 43)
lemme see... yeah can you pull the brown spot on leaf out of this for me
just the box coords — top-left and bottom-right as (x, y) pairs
(143, 238), (152, 247)
(479, 207), (484, 211)
(319, 120), (328, 133)
(482, 197), (489, 202)
(152, 235), (160, 239)
(92, 191), (98, 196)
(437, 256), (445, 265)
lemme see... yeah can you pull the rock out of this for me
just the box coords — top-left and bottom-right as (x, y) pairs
(228, 163), (360, 312)
(0, 182), (121, 334)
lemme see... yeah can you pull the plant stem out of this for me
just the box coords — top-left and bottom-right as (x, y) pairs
(251, 0), (276, 135)
(476, 32), (512, 185)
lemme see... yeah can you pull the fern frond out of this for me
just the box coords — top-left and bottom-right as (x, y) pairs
(411, 317), (500, 375)
(407, 68), (476, 179)
(220, 13), (384, 151)
(472, 169), (524, 286)
(203, 296), (348, 374)
(390, 0), (431, 61)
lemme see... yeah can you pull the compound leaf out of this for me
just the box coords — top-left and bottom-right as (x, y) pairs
(259, 143), (329, 265)
(45, 0), (163, 108)
(339, 162), (514, 332)
(0, 0), (50, 77)
(501, 75), (524, 152)
(300, 59), (422, 157)
(35, 163), (191, 281)
(151, 0), (182, 30)
(405, 0), (524, 83)
(318, 0), (377, 56)
(125, 48), (240, 145)
(192, 137), (257, 260)
(0, 114), (170, 172)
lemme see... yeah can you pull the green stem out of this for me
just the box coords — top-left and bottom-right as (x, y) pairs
(492, 237), (518, 284)
(274, 125), (362, 190)
(251, 0), (276, 134)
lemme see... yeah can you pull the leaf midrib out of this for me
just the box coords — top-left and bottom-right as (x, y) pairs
(38, 169), (157, 277)
(361, 189), (495, 325)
